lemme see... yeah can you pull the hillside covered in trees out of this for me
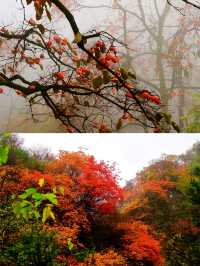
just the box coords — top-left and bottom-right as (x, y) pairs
(0, 133), (200, 265)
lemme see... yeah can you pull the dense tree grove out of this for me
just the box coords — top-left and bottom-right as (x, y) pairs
(0, 133), (200, 265)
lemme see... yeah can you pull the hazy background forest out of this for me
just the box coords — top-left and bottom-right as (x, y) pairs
(1, 0), (200, 132)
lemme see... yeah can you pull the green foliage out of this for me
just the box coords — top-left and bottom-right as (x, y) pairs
(190, 160), (200, 176)
(73, 247), (95, 261)
(0, 134), (10, 165)
(0, 145), (9, 166)
(0, 133), (52, 170)
(67, 238), (74, 251)
(0, 133), (12, 144)
(166, 234), (200, 266)
(187, 179), (200, 204)
(13, 185), (57, 223)
(0, 134), (10, 167)
(185, 146), (200, 177)
(66, 238), (95, 262)
(9, 146), (46, 171)
(1, 226), (60, 266)
(0, 205), (22, 252)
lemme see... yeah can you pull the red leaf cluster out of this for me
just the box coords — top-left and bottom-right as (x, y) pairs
(118, 221), (165, 266)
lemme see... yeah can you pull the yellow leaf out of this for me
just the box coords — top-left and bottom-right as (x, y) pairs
(42, 206), (49, 224)
(73, 32), (82, 44)
(38, 178), (45, 187)
(50, 210), (55, 221)
(42, 205), (54, 224)
(59, 186), (65, 196)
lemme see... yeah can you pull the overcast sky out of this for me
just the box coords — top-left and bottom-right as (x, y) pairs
(0, 0), (110, 32)
(18, 133), (200, 185)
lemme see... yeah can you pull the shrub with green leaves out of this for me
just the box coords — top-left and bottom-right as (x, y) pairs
(0, 205), (22, 252)
(0, 144), (9, 166)
(190, 161), (200, 177)
(0, 133), (51, 170)
(1, 226), (60, 266)
(1, 178), (63, 266)
(12, 185), (57, 224)
(187, 179), (200, 205)
(66, 238), (95, 262)
(166, 233), (200, 266)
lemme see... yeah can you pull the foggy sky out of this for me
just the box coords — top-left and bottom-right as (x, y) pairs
(0, 1), (199, 132)
(19, 133), (200, 185)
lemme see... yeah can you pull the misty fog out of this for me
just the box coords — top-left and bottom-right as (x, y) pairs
(1, 0), (200, 132)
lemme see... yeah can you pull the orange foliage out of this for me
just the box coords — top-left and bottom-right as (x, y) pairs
(118, 221), (165, 266)
(0, 166), (25, 203)
(1, 151), (123, 250)
(46, 151), (123, 214)
(56, 249), (127, 266)
(44, 224), (80, 247)
(141, 179), (176, 199)
(46, 151), (88, 176)
(136, 159), (180, 182)
(122, 178), (176, 217)
(55, 255), (86, 266)
(1, 152), (167, 266)
(90, 249), (127, 266)
(0, 164), (90, 241)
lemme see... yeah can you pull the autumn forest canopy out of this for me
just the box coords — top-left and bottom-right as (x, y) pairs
(0, 133), (200, 265)
(1, 0), (200, 132)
